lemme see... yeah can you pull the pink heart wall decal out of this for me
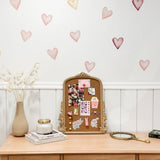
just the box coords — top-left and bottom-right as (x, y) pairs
(132, 0), (144, 11)
(70, 30), (80, 42)
(41, 13), (53, 26)
(139, 60), (150, 71)
(47, 48), (58, 60)
(85, 61), (96, 73)
(112, 37), (124, 49)
(21, 30), (32, 42)
(102, 7), (113, 19)
(10, 0), (21, 10)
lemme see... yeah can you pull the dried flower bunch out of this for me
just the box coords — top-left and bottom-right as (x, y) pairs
(0, 63), (40, 102)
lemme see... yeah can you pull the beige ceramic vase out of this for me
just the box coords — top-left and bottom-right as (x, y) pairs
(12, 102), (29, 137)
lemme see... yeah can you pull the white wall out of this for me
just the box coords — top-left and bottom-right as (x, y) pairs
(0, 0), (160, 82)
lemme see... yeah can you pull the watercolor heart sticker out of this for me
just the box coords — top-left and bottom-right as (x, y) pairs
(67, 0), (78, 10)
(102, 7), (113, 19)
(21, 30), (32, 42)
(139, 60), (150, 71)
(85, 61), (96, 73)
(132, 0), (144, 11)
(112, 37), (124, 49)
(47, 48), (58, 60)
(70, 30), (80, 42)
(68, 111), (72, 116)
(41, 13), (53, 26)
(10, 0), (21, 10)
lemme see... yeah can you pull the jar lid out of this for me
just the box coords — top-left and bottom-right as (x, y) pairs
(38, 119), (51, 124)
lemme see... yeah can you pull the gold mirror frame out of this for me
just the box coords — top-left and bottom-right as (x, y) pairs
(58, 72), (107, 134)
(110, 132), (150, 143)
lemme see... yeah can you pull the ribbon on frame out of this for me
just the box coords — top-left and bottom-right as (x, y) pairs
(91, 111), (101, 119)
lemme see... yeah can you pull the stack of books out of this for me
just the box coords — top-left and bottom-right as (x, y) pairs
(25, 129), (67, 145)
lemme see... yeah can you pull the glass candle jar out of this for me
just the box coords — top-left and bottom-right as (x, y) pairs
(36, 119), (53, 134)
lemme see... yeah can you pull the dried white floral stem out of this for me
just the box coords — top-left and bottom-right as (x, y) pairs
(0, 63), (40, 103)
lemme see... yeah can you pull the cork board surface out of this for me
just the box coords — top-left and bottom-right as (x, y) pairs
(64, 77), (102, 132)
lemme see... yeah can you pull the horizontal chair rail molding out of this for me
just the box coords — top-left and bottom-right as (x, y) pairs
(1, 82), (160, 90)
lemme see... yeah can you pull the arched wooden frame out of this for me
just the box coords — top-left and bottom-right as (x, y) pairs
(58, 72), (107, 134)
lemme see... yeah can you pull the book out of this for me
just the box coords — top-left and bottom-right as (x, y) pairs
(31, 129), (66, 140)
(25, 129), (67, 145)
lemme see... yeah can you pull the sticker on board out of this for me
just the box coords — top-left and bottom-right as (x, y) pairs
(78, 79), (90, 88)
(91, 118), (99, 128)
(91, 97), (99, 109)
(80, 101), (90, 116)
(73, 118), (83, 130)
(68, 84), (84, 106)
(88, 88), (95, 95)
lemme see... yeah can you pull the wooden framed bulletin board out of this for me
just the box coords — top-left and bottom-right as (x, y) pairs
(59, 72), (107, 134)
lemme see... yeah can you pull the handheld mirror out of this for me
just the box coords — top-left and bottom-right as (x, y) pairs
(110, 132), (150, 143)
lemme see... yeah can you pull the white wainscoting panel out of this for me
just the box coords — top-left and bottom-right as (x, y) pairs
(0, 90), (7, 145)
(153, 90), (160, 129)
(24, 90), (40, 132)
(55, 90), (63, 130)
(39, 90), (56, 128)
(121, 90), (137, 132)
(6, 92), (16, 135)
(137, 90), (153, 132)
(1, 83), (160, 147)
(105, 90), (121, 132)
